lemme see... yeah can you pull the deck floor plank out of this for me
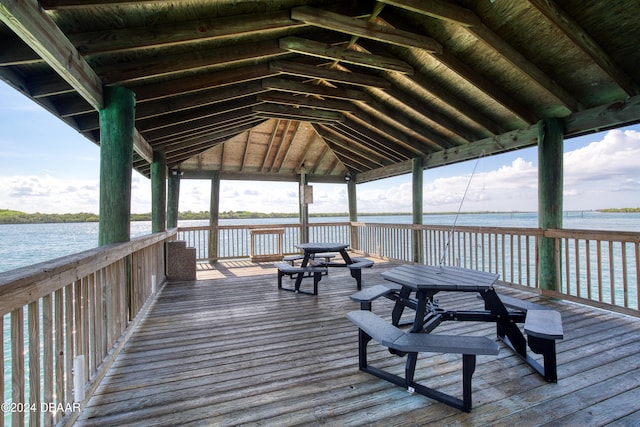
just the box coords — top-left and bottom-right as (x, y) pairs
(75, 260), (640, 426)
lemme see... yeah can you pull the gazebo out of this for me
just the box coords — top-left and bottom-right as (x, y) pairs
(2, 1), (640, 425)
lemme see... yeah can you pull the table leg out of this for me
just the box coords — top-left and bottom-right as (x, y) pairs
(411, 289), (430, 333)
(481, 289), (527, 356)
(391, 286), (413, 326)
(293, 252), (312, 292)
(339, 249), (353, 264)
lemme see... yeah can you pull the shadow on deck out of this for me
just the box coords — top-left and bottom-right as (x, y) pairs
(76, 259), (640, 426)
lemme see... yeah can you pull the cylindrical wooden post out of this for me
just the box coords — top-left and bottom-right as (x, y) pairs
(98, 86), (135, 246)
(347, 176), (358, 250)
(538, 118), (564, 291)
(151, 150), (167, 233)
(299, 171), (309, 243)
(208, 171), (220, 263)
(412, 157), (424, 263)
(167, 171), (181, 229)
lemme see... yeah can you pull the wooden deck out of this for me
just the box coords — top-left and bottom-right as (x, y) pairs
(75, 259), (640, 426)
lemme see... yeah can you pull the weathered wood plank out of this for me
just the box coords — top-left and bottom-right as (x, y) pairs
(75, 261), (640, 426)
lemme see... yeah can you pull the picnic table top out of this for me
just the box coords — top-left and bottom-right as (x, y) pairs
(381, 264), (499, 292)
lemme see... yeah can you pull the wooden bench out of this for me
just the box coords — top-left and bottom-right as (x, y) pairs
(346, 310), (499, 412)
(523, 309), (564, 382)
(480, 293), (563, 382)
(275, 262), (328, 295)
(350, 284), (394, 310)
(284, 252), (336, 265)
(347, 258), (374, 290)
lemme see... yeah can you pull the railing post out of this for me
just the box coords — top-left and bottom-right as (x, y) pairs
(538, 118), (563, 292)
(412, 157), (424, 263)
(348, 177), (359, 249)
(209, 171), (220, 263)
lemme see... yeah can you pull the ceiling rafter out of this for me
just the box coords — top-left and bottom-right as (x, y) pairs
(528, 0), (639, 96)
(0, 0), (103, 109)
(270, 60), (390, 88)
(98, 40), (287, 85)
(313, 124), (387, 168)
(278, 36), (414, 75)
(261, 77), (372, 102)
(291, 6), (442, 52)
(378, 0), (581, 111)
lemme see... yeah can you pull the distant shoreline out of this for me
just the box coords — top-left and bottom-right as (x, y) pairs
(1, 208), (638, 225)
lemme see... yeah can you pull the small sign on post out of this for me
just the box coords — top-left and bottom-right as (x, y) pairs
(304, 185), (313, 204)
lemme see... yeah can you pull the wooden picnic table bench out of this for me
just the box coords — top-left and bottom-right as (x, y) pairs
(346, 310), (499, 412)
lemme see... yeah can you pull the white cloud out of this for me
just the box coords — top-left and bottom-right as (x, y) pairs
(2, 128), (639, 215)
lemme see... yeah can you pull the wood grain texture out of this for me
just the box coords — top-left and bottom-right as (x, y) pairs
(74, 260), (640, 426)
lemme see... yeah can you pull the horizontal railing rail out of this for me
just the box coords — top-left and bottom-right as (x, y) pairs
(0, 230), (175, 427)
(177, 223), (350, 261)
(178, 222), (639, 315)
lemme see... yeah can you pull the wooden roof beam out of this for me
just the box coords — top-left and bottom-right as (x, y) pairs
(378, 0), (581, 111)
(291, 6), (442, 52)
(352, 95), (453, 150)
(150, 116), (263, 148)
(338, 118), (414, 161)
(135, 81), (268, 121)
(313, 125), (388, 168)
(257, 92), (356, 112)
(137, 97), (259, 134)
(528, 0), (639, 96)
(270, 60), (390, 88)
(345, 108), (427, 156)
(279, 36), (414, 74)
(98, 40), (287, 85)
(252, 103), (345, 123)
(141, 105), (258, 142)
(357, 94), (640, 183)
(68, 10), (303, 56)
(134, 63), (278, 103)
(261, 77), (372, 102)
(0, 0), (103, 109)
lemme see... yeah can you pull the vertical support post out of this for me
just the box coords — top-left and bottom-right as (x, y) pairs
(538, 118), (563, 292)
(347, 176), (358, 250)
(412, 157), (424, 263)
(300, 170), (309, 243)
(209, 171), (220, 263)
(151, 150), (166, 233)
(167, 171), (181, 229)
(98, 86), (135, 246)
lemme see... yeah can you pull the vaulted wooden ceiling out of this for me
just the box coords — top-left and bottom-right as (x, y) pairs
(1, 0), (639, 184)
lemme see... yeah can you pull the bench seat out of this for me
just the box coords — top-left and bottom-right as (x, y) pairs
(479, 293), (563, 382)
(346, 258), (374, 290)
(350, 284), (393, 310)
(275, 262), (328, 295)
(346, 310), (499, 412)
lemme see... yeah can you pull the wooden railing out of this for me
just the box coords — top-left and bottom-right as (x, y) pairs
(179, 222), (640, 315)
(0, 231), (175, 427)
(177, 222), (350, 260)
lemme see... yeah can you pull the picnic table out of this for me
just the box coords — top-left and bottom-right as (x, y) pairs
(346, 264), (563, 412)
(275, 243), (373, 295)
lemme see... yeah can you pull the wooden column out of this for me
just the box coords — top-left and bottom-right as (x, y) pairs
(208, 171), (220, 262)
(167, 171), (181, 229)
(150, 150), (166, 233)
(347, 176), (358, 250)
(412, 157), (424, 263)
(299, 171), (309, 243)
(98, 86), (135, 246)
(538, 118), (564, 292)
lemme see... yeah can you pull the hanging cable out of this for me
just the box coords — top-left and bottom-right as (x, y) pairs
(439, 150), (485, 267)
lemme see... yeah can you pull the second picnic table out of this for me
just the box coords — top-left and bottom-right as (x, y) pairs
(276, 242), (373, 294)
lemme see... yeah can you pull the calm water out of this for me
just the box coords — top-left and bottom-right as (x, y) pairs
(1, 211), (639, 273)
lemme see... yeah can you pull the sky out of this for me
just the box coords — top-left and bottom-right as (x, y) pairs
(1, 82), (639, 215)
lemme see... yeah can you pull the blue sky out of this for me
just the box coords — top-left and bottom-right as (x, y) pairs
(1, 82), (639, 214)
